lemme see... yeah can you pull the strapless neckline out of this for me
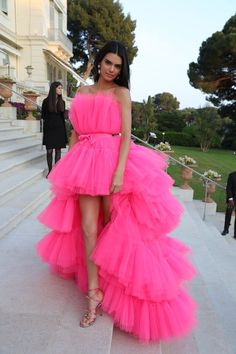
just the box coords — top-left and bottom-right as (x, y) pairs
(76, 91), (120, 106)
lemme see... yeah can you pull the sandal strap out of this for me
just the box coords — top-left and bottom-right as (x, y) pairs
(80, 311), (96, 326)
(86, 288), (103, 303)
(86, 294), (102, 303)
(84, 310), (96, 317)
(88, 288), (100, 292)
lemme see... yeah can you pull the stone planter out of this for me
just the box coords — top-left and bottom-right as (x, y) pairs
(202, 178), (221, 203)
(163, 150), (174, 155)
(180, 166), (193, 189)
(23, 92), (39, 120)
(0, 78), (15, 107)
(159, 150), (174, 172)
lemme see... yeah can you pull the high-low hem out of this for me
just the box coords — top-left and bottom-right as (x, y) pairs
(37, 92), (197, 342)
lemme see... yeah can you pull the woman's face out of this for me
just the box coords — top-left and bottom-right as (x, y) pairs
(56, 85), (63, 96)
(100, 53), (122, 82)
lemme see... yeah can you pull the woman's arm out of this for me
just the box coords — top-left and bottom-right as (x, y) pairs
(110, 88), (132, 193)
(68, 87), (87, 150)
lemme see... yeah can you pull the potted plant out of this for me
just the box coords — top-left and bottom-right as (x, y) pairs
(179, 155), (197, 189)
(201, 169), (222, 203)
(23, 90), (40, 120)
(155, 141), (173, 154)
(0, 76), (15, 107)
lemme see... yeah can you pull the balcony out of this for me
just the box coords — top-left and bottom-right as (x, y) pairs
(48, 28), (73, 55)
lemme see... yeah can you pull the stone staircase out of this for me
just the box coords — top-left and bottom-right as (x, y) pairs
(0, 116), (49, 238)
(1, 116), (236, 354)
(1, 199), (236, 354)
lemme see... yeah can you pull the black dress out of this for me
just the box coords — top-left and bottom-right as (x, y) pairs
(42, 98), (68, 149)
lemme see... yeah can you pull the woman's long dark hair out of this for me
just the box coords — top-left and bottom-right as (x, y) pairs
(47, 81), (65, 112)
(93, 41), (130, 89)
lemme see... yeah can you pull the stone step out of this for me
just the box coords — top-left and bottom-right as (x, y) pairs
(0, 206), (114, 354)
(0, 178), (50, 238)
(0, 173), (234, 353)
(110, 328), (161, 354)
(0, 133), (38, 146)
(0, 162), (45, 206)
(187, 200), (236, 257)
(0, 139), (42, 160)
(0, 126), (25, 137)
(164, 204), (232, 354)
(0, 119), (14, 128)
(161, 333), (199, 354)
(111, 202), (233, 354)
(0, 149), (45, 181)
(180, 202), (236, 354)
(172, 186), (194, 202)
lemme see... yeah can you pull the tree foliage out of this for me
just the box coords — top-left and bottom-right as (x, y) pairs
(132, 101), (144, 129)
(220, 117), (235, 149)
(152, 92), (180, 112)
(193, 107), (222, 152)
(142, 96), (157, 140)
(188, 14), (236, 120)
(67, 0), (138, 78)
(67, 72), (78, 98)
(157, 111), (186, 132)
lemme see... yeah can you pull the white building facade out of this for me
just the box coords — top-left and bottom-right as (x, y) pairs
(0, 0), (79, 100)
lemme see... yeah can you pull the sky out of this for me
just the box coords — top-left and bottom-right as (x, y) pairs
(120, 0), (236, 108)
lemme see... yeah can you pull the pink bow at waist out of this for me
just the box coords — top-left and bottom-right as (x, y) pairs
(78, 133), (121, 145)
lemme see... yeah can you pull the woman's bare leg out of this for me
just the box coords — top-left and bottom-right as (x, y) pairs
(79, 195), (101, 291)
(79, 195), (104, 327)
(102, 196), (111, 226)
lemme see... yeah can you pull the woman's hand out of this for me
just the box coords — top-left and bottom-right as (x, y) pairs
(110, 170), (124, 194)
(227, 199), (234, 208)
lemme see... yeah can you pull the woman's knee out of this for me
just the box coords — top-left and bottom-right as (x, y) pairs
(81, 221), (97, 240)
(79, 195), (100, 240)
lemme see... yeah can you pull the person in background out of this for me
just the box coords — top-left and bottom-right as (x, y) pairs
(42, 81), (68, 177)
(222, 171), (236, 238)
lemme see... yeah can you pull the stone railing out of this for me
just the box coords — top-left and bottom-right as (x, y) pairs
(131, 134), (226, 219)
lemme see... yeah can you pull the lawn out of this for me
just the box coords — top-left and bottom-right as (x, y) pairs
(166, 146), (236, 212)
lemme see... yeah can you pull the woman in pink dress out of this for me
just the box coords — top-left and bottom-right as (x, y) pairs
(37, 41), (197, 342)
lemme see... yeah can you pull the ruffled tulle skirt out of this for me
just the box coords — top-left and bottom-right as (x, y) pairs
(37, 134), (197, 342)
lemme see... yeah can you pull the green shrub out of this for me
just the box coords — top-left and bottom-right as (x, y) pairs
(65, 119), (73, 139)
(163, 132), (198, 146)
(231, 140), (236, 150)
(211, 135), (221, 148)
(132, 127), (145, 139)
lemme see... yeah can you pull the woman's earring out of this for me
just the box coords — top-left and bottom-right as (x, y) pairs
(98, 65), (101, 74)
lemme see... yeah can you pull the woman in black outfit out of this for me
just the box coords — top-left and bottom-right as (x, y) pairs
(42, 81), (68, 177)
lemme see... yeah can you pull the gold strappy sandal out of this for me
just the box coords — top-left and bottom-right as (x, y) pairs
(80, 288), (103, 328)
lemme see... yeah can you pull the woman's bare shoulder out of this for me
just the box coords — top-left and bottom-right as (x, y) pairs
(114, 87), (131, 104)
(77, 84), (96, 94)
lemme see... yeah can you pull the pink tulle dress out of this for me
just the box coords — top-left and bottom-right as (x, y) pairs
(37, 92), (197, 342)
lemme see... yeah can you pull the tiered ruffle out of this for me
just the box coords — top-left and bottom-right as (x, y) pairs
(37, 139), (197, 342)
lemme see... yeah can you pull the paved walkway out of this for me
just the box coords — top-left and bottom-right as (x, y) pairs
(1, 199), (236, 354)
